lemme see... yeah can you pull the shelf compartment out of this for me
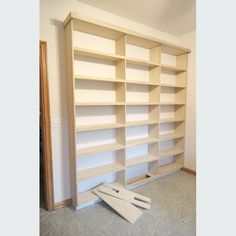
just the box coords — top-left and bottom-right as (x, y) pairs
(77, 163), (124, 181)
(76, 123), (125, 132)
(126, 137), (158, 147)
(161, 64), (186, 73)
(159, 148), (184, 157)
(159, 133), (185, 141)
(74, 75), (125, 83)
(158, 162), (183, 175)
(74, 47), (125, 62)
(77, 143), (125, 156)
(126, 154), (158, 168)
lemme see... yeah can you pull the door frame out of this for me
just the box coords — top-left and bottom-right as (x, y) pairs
(40, 41), (54, 211)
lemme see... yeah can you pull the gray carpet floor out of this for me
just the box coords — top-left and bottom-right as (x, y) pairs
(40, 171), (196, 236)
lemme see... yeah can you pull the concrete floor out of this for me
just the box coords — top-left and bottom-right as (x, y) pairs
(40, 171), (196, 236)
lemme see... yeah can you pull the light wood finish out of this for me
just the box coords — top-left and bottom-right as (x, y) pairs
(93, 188), (143, 224)
(126, 137), (158, 147)
(76, 123), (125, 132)
(182, 167), (196, 176)
(77, 143), (124, 156)
(74, 47), (125, 61)
(40, 41), (54, 211)
(77, 163), (124, 181)
(64, 13), (189, 210)
(65, 21), (78, 207)
(126, 154), (158, 167)
(99, 183), (151, 209)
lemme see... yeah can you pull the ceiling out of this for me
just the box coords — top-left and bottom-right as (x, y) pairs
(78, 0), (196, 36)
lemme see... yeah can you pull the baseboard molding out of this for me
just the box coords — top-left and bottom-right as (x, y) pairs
(54, 199), (72, 209)
(182, 167), (196, 176)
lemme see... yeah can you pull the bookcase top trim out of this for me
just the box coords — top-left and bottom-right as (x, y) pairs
(64, 12), (191, 55)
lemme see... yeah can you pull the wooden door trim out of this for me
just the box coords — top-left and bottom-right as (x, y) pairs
(40, 41), (54, 211)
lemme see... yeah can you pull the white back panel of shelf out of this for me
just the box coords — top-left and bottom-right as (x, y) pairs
(160, 87), (176, 102)
(126, 44), (150, 61)
(160, 71), (176, 84)
(161, 53), (176, 66)
(127, 164), (148, 179)
(75, 106), (116, 126)
(126, 125), (149, 140)
(74, 56), (116, 78)
(78, 172), (116, 192)
(76, 129), (116, 149)
(75, 80), (116, 103)
(126, 144), (148, 159)
(126, 106), (149, 122)
(77, 151), (116, 171)
(126, 64), (150, 82)
(126, 84), (149, 102)
(73, 30), (115, 54)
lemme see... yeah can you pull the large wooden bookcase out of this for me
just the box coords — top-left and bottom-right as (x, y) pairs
(64, 12), (190, 210)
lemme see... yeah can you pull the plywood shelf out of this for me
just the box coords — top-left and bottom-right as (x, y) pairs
(77, 163), (124, 181)
(76, 123), (125, 132)
(160, 83), (186, 88)
(159, 148), (184, 157)
(159, 118), (185, 123)
(126, 120), (159, 127)
(74, 75), (125, 83)
(126, 154), (158, 168)
(75, 102), (125, 106)
(127, 57), (160, 68)
(161, 64), (186, 73)
(74, 47), (125, 62)
(126, 137), (158, 147)
(159, 133), (185, 141)
(77, 143), (125, 156)
(126, 80), (159, 86)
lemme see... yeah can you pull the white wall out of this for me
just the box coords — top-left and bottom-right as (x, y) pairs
(40, 0), (196, 203)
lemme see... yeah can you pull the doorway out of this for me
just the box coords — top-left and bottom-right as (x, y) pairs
(40, 41), (54, 211)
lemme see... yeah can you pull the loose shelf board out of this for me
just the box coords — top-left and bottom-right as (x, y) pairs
(64, 12), (189, 210)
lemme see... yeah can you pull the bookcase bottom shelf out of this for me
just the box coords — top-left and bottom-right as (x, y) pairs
(75, 163), (183, 209)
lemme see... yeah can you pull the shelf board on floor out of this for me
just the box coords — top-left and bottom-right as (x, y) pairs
(126, 57), (160, 68)
(159, 118), (185, 123)
(76, 123), (125, 132)
(77, 182), (124, 207)
(126, 80), (159, 86)
(74, 75), (125, 83)
(160, 83), (186, 88)
(74, 47), (125, 62)
(159, 148), (184, 157)
(126, 120), (159, 127)
(77, 143), (125, 156)
(75, 102), (125, 106)
(159, 133), (185, 141)
(77, 163), (124, 181)
(126, 137), (158, 147)
(161, 64), (186, 73)
(126, 154), (158, 168)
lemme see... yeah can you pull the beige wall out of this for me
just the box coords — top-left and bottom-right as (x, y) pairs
(40, 0), (196, 203)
